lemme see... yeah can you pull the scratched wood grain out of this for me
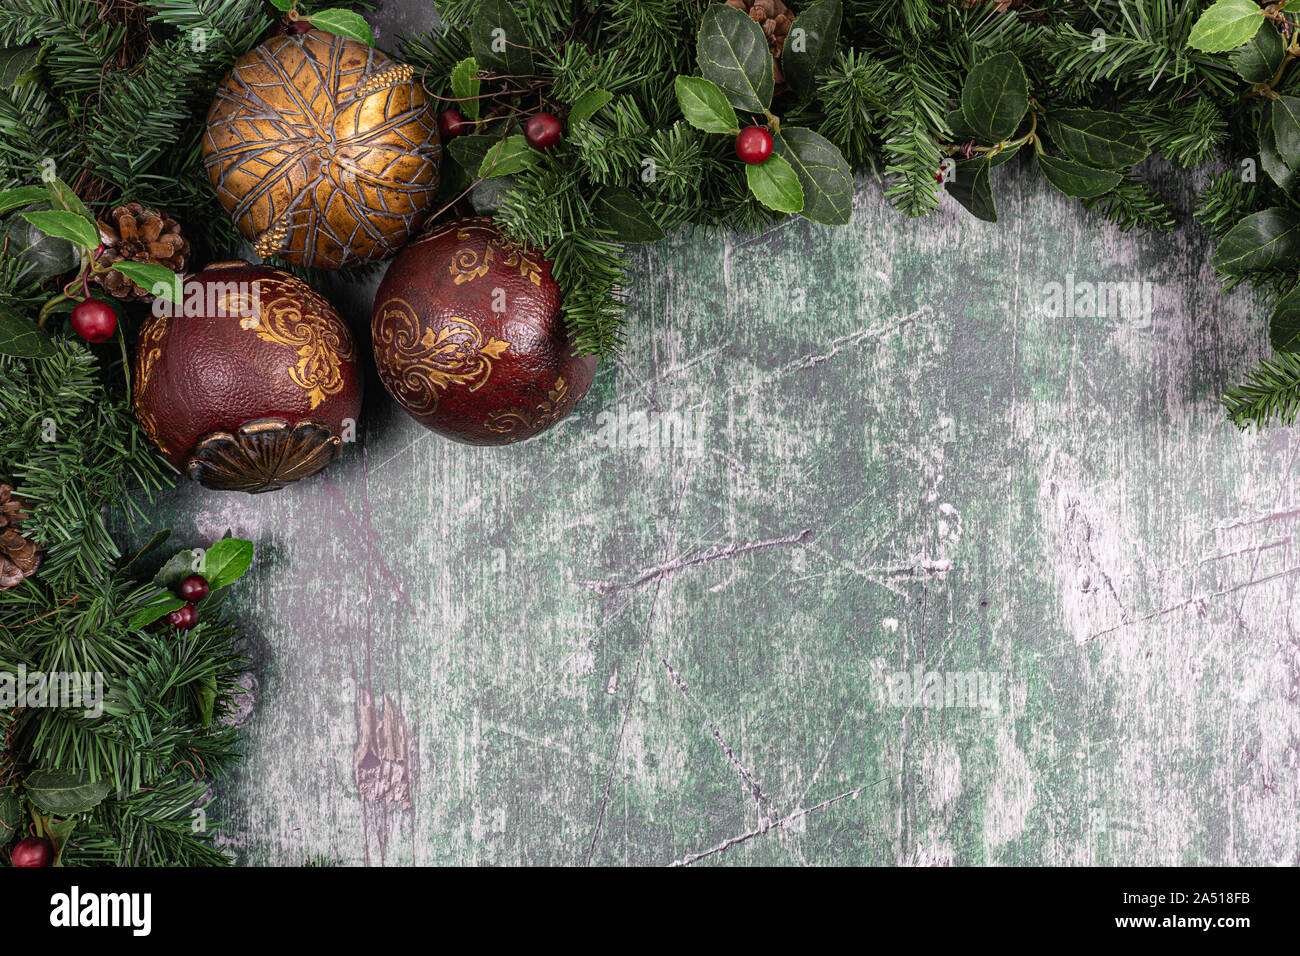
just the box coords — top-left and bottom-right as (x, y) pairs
(112, 3), (1300, 866)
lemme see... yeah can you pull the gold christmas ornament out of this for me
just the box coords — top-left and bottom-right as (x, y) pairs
(202, 30), (441, 269)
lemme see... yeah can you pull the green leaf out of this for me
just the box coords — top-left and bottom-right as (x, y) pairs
(1044, 109), (1150, 169)
(116, 527), (171, 571)
(745, 154), (803, 213)
(1231, 22), (1285, 82)
(697, 3), (774, 113)
(203, 537), (255, 590)
(112, 261), (180, 303)
(1271, 96), (1300, 169)
(128, 590), (187, 629)
(0, 184), (50, 216)
(0, 44), (41, 88)
(1212, 207), (1300, 275)
(1037, 154), (1123, 199)
(1270, 285), (1300, 352)
(154, 547), (202, 591)
(945, 108), (976, 142)
(268, 0), (295, 10)
(306, 9), (374, 46)
(781, 0), (842, 99)
(23, 769), (111, 816)
(478, 134), (540, 178)
(947, 156), (997, 223)
(46, 177), (93, 227)
(773, 127), (853, 225)
(674, 76), (740, 134)
(470, 0), (535, 77)
(19, 209), (98, 251)
(568, 89), (612, 127)
(960, 52), (1029, 143)
(195, 675), (218, 728)
(1260, 109), (1298, 191)
(1187, 0), (1265, 53)
(0, 787), (20, 844)
(0, 304), (56, 359)
(450, 57), (481, 121)
(593, 187), (665, 242)
(448, 133), (496, 172)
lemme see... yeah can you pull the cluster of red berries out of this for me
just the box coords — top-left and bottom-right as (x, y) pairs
(437, 109), (565, 152)
(165, 573), (210, 630)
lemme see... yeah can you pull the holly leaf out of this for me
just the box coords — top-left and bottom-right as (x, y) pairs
(1212, 207), (1300, 275)
(781, 0), (842, 99)
(961, 52), (1028, 143)
(946, 155), (997, 222)
(202, 537), (255, 590)
(0, 184), (49, 216)
(112, 261), (180, 303)
(1270, 285), (1300, 352)
(0, 44), (41, 88)
(745, 154), (803, 213)
(128, 590), (187, 629)
(23, 769), (111, 816)
(470, 0), (535, 77)
(154, 547), (202, 591)
(773, 127), (853, 225)
(945, 108), (977, 143)
(593, 186), (665, 242)
(1187, 0), (1265, 53)
(0, 303), (57, 359)
(1044, 109), (1149, 169)
(1271, 96), (1300, 170)
(448, 133), (497, 172)
(1231, 21), (1286, 82)
(1260, 109), (1299, 191)
(674, 75), (740, 133)
(20, 209), (97, 251)
(697, 2), (774, 113)
(450, 56), (481, 121)
(0, 787), (20, 845)
(306, 9), (374, 46)
(46, 177), (93, 226)
(568, 89), (612, 127)
(478, 134), (540, 178)
(1037, 154), (1123, 199)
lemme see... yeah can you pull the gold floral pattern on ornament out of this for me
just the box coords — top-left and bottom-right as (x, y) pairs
(132, 315), (171, 456)
(250, 285), (357, 409)
(485, 376), (572, 437)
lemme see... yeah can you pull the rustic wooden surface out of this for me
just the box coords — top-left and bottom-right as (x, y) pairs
(117, 4), (1300, 866)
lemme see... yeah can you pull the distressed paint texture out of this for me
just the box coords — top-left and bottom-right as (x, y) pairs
(116, 162), (1300, 866)
(110, 0), (1300, 870)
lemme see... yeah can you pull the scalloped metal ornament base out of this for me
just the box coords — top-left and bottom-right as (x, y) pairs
(187, 418), (342, 494)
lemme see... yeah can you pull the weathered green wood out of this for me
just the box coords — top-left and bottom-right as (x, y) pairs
(118, 162), (1300, 865)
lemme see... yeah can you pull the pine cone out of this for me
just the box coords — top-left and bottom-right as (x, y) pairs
(94, 202), (190, 300)
(721, 0), (794, 84)
(0, 484), (41, 591)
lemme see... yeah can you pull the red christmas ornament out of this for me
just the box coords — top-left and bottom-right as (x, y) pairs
(132, 261), (363, 492)
(371, 217), (597, 444)
(438, 110), (468, 138)
(69, 299), (118, 343)
(166, 602), (198, 629)
(524, 112), (562, 151)
(178, 574), (210, 602)
(10, 837), (53, 867)
(735, 126), (773, 165)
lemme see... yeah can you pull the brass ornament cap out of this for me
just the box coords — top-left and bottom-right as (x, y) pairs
(132, 261), (362, 493)
(188, 418), (342, 494)
(370, 217), (598, 445)
(202, 30), (441, 269)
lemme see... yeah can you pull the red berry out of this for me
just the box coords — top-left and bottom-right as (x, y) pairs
(166, 602), (198, 630)
(438, 109), (468, 139)
(178, 574), (210, 603)
(735, 126), (774, 165)
(524, 112), (563, 151)
(69, 299), (117, 343)
(10, 836), (53, 867)
(276, 16), (313, 35)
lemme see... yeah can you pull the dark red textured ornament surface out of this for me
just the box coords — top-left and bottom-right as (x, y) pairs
(371, 217), (597, 444)
(133, 261), (362, 492)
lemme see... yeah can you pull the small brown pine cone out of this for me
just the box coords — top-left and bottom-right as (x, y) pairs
(721, 0), (794, 84)
(94, 202), (190, 300)
(0, 484), (41, 590)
